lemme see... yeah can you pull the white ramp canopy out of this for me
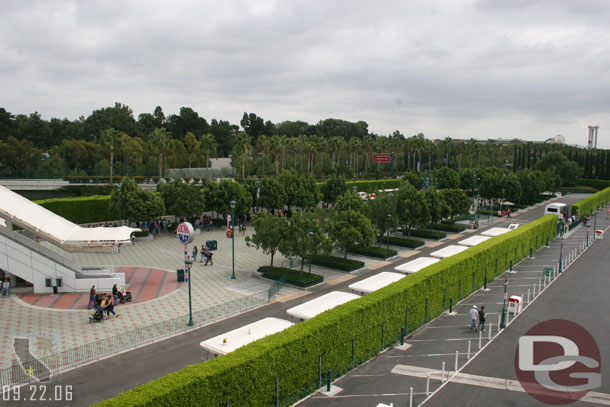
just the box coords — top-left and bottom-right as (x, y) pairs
(0, 184), (138, 246)
(286, 291), (359, 321)
(348, 272), (404, 295)
(480, 227), (510, 237)
(430, 245), (470, 259)
(458, 235), (492, 247)
(199, 317), (293, 355)
(394, 257), (440, 274)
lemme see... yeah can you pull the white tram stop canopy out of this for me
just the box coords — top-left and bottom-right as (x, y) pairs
(394, 257), (440, 274)
(348, 272), (404, 295)
(458, 235), (492, 247)
(430, 245), (470, 259)
(286, 291), (359, 321)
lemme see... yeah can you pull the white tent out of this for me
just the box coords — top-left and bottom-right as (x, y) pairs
(394, 257), (440, 274)
(0, 184), (138, 246)
(458, 235), (492, 247)
(348, 272), (404, 294)
(430, 245), (469, 259)
(480, 227), (510, 237)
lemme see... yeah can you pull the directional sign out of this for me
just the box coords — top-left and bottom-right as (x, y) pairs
(373, 153), (391, 163)
(177, 222), (194, 245)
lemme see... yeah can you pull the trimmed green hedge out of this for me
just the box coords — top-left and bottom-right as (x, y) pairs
(258, 266), (323, 288)
(348, 245), (397, 259)
(378, 236), (425, 248)
(97, 215), (557, 407)
(572, 187), (610, 217)
(35, 195), (114, 224)
(310, 254), (364, 272)
(436, 223), (466, 233)
(577, 179), (610, 191)
(402, 229), (447, 240)
(133, 231), (149, 238)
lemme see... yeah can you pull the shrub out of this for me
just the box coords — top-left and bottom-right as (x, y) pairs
(377, 236), (425, 248)
(258, 266), (323, 287)
(435, 223), (466, 233)
(98, 215), (557, 407)
(577, 179), (610, 191)
(402, 229), (447, 240)
(35, 195), (114, 224)
(348, 245), (397, 259)
(133, 231), (149, 238)
(310, 254), (364, 272)
(572, 187), (610, 217)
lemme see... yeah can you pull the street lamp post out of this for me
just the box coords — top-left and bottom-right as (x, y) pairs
(185, 257), (194, 326)
(230, 200), (236, 279)
(118, 183), (122, 226)
(308, 231), (314, 277)
(472, 172), (479, 229)
(386, 213), (391, 251)
(559, 228), (564, 273)
(501, 188), (505, 217)
(500, 274), (509, 329)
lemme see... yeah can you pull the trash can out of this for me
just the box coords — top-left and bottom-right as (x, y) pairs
(544, 268), (552, 277)
(177, 269), (185, 282)
(508, 295), (523, 315)
(206, 240), (217, 251)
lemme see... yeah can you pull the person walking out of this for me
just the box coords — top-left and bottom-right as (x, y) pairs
(478, 306), (486, 332)
(192, 245), (198, 262)
(112, 284), (119, 305)
(1, 279), (10, 296)
(469, 305), (478, 330)
(88, 285), (96, 309)
(205, 250), (214, 266)
(507, 208), (512, 219)
(130, 233), (135, 245)
(105, 294), (119, 318)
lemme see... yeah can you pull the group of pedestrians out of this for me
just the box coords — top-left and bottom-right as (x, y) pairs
(87, 285), (120, 319)
(191, 244), (214, 266)
(469, 305), (486, 332)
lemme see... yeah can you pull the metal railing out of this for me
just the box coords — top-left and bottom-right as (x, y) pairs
(0, 289), (270, 387)
(268, 274), (287, 301)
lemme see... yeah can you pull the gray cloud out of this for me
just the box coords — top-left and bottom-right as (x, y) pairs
(1, 0), (609, 147)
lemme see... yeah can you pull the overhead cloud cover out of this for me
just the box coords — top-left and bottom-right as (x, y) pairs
(2, 0), (609, 147)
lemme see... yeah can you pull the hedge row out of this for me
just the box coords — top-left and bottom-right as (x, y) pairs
(577, 179), (610, 191)
(571, 187), (610, 217)
(258, 266), (323, 288)
(310, 254), (364, 272)
(436, 223), (466, 233)
(97, 215), (557, 407)
(378, 236), (425, 248)
(347, 245), (398, 259)
(402, 229), (447, 240)
(316, 178), (401, 193)
(35, 195), (114, 224)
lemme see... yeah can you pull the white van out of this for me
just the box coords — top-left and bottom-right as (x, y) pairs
(545, 203), (569, 219)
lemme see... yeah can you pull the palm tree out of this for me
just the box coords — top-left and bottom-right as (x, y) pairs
(234, 132), (251, 178)
(298, 135), (311, 173)
(150, 128), (170, 178)
(363, 134), (375, 178)
(101, 128), (122, 183)
(466, 138), (478, 169)
(256, 135), (268, 176)
(269, 135), (282, 176)
(440, 137), (453, 167)
(349, 137), (362, 178)
(199, 133), (217, 178)
(327, 136), (344, 170)
(184, 131), (199, 169)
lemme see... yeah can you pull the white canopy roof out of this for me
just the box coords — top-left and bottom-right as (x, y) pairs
(394, 257), (440, 274)
(0, 184), (138, 245)
(286, 291), (359, 320)
(480, 227), (511, 237)
(199, 317), (293, 355)
(348, 272), (404, 294)
(430, 245), (470, 259)
(458, 235), (492, 247)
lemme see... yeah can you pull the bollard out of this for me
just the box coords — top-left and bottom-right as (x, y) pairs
(484, 273), (487, 290)
(497, 314), (501, 330)
(327, 369), (331, 392)
(401, 327), (405, 346)
(538, 279), (542, 294)
(442, 361), (446, 383)
(455, 350), (459, 372)
(527, 288), (530, 304)
(488, 323), (492, 340)
(426, 374), (430, 395)
(467, 339), (471, 359)
(478, 329), (482, 349)
(410, 387), (414, 407)
(530, 247), (533, 258)
(449, 298), (453, 314)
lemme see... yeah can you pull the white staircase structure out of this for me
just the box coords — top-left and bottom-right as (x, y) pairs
(0, 185), (137, 293)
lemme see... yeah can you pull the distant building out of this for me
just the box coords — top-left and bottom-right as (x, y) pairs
(544, 135), (566, 144)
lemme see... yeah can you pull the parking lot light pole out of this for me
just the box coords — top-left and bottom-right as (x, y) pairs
(118, 183), (122, 225)
(386, 213), (392, 251)
(500, 274), (509, 329)
(186, 258), (194, 326)
(559, 232), (564, 273)
(308, 231), (314, 277)
(230, 200), (236, 280)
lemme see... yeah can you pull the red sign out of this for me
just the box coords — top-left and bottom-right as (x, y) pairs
(226, 227), (233, 238)
(373, 153), (391, 163)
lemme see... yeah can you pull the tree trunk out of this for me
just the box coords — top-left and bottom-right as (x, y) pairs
(270, 252), (274, 267)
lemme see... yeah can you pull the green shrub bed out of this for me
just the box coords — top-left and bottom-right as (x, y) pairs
(310, 254), (364, 272)
(435, 223), (466, 233)
(577, 179), (610, 191)
(347, 245), (397, 259)
(133, 231), (149, 238)
(258, 266), (323, 288)
(35, 195), (114, 224)
(378, 236), (425, 248)
(402, 229), (447, 240)
(572, 187), (610, 217)
(97, 215), (557, 407)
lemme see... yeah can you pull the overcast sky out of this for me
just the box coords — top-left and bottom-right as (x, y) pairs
(2, 0), (609, 147)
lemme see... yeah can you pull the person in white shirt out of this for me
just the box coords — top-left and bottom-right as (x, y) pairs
(1, 279), (10, 296)
(469, 305), (478, 330)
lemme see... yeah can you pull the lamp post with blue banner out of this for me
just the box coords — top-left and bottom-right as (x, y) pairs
(177, 222), (195, 326)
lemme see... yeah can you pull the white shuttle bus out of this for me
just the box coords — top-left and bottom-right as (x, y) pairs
(545, 203), (569, 219)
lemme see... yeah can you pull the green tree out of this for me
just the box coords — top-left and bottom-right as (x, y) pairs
(327, 206), (375, 259)
(260, 177), (286, 211)
(150, 128), (170, 178)
(402, 170), (423, 189)
(281, 211), (332, 273)
(199, 133), (217, 177)
(499, 173), (522, 203)
(321, 175), (347, 206)
(439, 189), (470, 223)
(101, 128), (122, 183)
(110, 177), (165, 224)
(184, 131), (199, 168)
(278, 170), (320, 210)
(369, 192), (398, 247)
(431, 167), (459, 189)
(424, 187), (443, 229)
(246, 213), (289, 267)
(534, 151), (582, 186)
(158, 180), (206, 219)
(206, 179), (251, 216)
